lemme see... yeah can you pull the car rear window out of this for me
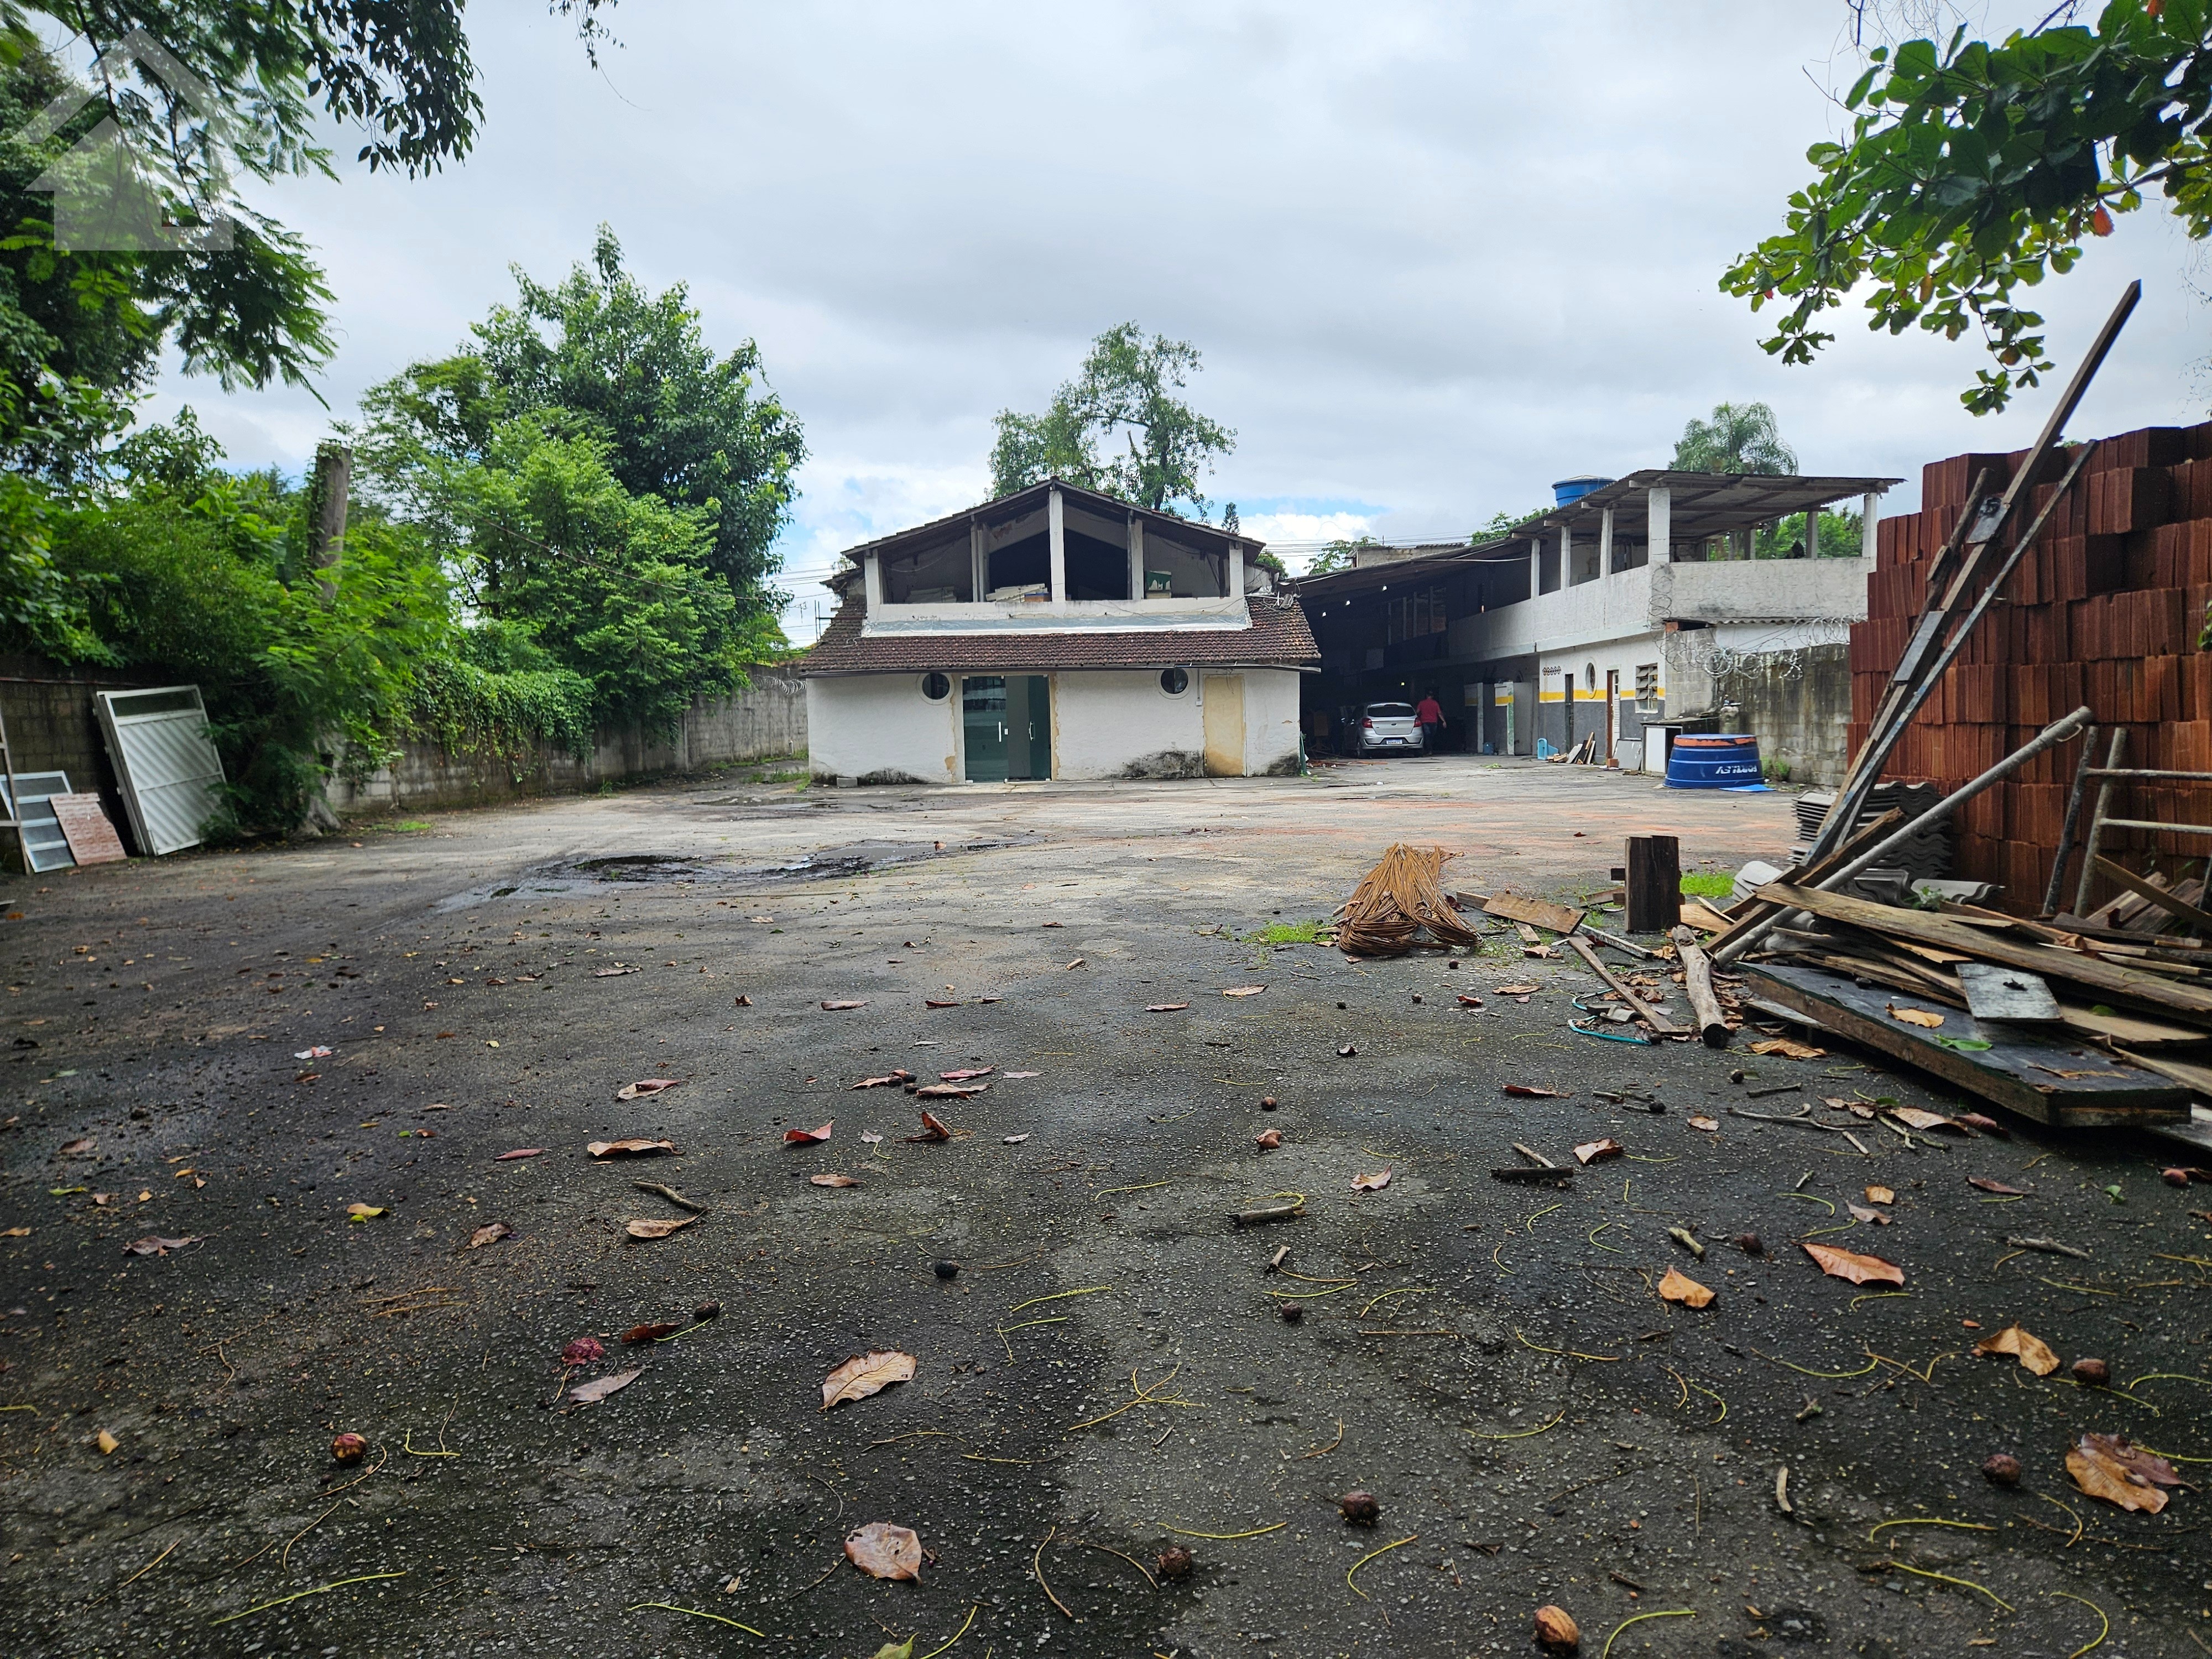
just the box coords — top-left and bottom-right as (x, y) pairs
(1366, 703), (1414, 717)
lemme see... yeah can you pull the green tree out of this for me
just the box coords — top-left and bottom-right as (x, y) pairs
(1671, 401), (1798, 474)
(990, 322), (1235, 515)
(358, 226), (805, 609)
(1723, 3), (2212, 414)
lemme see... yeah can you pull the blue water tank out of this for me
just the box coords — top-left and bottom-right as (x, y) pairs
(1666, 733), (1763, 789)
(1551, 474), (1614, 507)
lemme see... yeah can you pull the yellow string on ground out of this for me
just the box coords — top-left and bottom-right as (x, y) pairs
(1601, 1609), (1695, 1657)
(1466, 1410), (1564, 1441)
(1159, 1521), (1285, 1541)
(1345, 1533), (1420, 1601)
(2046, 1589), (2109, 1658)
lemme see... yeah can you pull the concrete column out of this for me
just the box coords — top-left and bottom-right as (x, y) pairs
(1599, 506), (1614, 576)
(970, 518), (987, 599)
(1128, 514), (1146, 599)
(1861, 491), (1882, 559)
(1229, 543), (1245, 601)
(1561, 524), (1576, 585)
(1530, 539), (1543, 597)
(1048, 486), (1066, 602)
(1647, 486), (1671, 564)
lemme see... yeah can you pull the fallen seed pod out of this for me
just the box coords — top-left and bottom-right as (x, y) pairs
(2165, 1167), (2192, 1187)
(1156, 1545), (1193, 1580)
(1339, 1490), (1380, 1525)
(1533, 1603), (1581, 1652)
(1981, 1452), (2022, 1486)
(1277, 1301), (1304, 1325)
(692, 1300), (722, 1322)
(933, 1260), (961, 1281)
(331, 1432), (367, 1464)
(2071, 1357), (2109, 1386)
(1260, 1095), (1278, 1111)
(1734, 1233), (1765, 1256)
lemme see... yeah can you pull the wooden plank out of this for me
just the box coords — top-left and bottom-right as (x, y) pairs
(1679, 900), (1735, 933)
(2093, 857), (2212, 936)
(1482, 891), (1586, 935)
(1740, 962), (2188, 1126)
(1707, 808), (1906, 953)
(1670, 926), (1730, 1048)
(1563, 933), (1687, 1035)
(1625, 835), (1681, 934)
(2057, 1004), (2212, 1048)
(1752, 881), (2212, 1021)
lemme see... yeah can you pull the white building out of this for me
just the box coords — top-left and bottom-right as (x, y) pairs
(1301, 468), (1900, 781)
(801, 479), (1317, 784)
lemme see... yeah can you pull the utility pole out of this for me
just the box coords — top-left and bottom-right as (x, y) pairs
(307, 441), (351, 600)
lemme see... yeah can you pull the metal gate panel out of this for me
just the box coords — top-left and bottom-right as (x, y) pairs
(95, 686), (226, 855)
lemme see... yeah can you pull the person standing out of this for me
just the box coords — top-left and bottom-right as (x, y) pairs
(1414, 688), (1446, 751)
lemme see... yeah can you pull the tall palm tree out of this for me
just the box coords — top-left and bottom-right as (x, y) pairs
(1672, 401), (1797, 559)
(1671, 401), (1797, 474)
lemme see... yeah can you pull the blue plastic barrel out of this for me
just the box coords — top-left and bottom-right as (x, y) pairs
(1666, 733), (1762, 789)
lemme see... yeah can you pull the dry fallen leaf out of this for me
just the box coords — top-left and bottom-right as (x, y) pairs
(843, 1521), (922, 1581)
(1886, 1107), (1961, 1133)
(1503, 1084), (1568, 1098)
(625, 1214), (698, 1240)
(916, 1082), (988, 1099)
(1573, 1138), (1624, 1165)
(1865, 1185), (1896, 1204)
(1456, 994), (1484, 1008)
(615, 1078), (680, 1101)
(495, 1147), (546, 1161)
(1657, 1267), (1715, 1308)
(1255, 1129), (1283, 1150)
(810, 1173), (861, 1188)
(938, 1067), (994, 1082)
(97, 1429), (118, 1455)
(468, 1222), (512, 1249)
(1846, 1202), (1892, 1225)
(1223, 985), (1266, 998)
(1974, 1323), (2059, 1376)
(1003, 1071), (1040, 1079)
(906, 1110), (953, 1142)
(1350, 1169), (1392, 1192)
(1687, 1115), (1720, 1133)
(1748, 1037), (1827, 1060)
(621, 1322), (681, 1344)
(1, 1225), (28, 1238)
(1968, 1176), (2026, 1195)
(346, 1203), (385, 1222)
(783, 1121), (834, 1144)
(1145, 1003), (1191, 1013)
(924, 998), (961, 1009)
(823, 1350), (918, 1411)
(1002, 1133), (1030, 1144)
(1496, 983), (1541, 996)
(58, 1138), (94, 1155)
(1888, 1005), (1946, 1029)
(122, 1234), (199, 1256)
(589, 1138), (676, 1159)
(851, 1072), (911, 1090)
(568, 1367), (643, 1406)
(2066, 1433), (2180, 1513)
(1801, 1241), (1904, 1286)
(821, 1000), (869, 1011)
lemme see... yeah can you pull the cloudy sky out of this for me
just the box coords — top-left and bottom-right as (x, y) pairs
(116, 2), (2212, 640)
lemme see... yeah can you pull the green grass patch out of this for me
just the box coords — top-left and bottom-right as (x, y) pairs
(1679, 872), (1735, 898)
(1243, 919), (1330, 945)
(379, 819), (434, 833)
(758, 769), (808, 784)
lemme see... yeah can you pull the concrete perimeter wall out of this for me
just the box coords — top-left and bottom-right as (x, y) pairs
(330, 665), (807, 816)
(0, 655), (162, 856)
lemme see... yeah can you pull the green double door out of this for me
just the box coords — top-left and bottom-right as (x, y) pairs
(962, 675), (1051, 782)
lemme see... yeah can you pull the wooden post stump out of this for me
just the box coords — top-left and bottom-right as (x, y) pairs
(1625, 834), (1681, 934)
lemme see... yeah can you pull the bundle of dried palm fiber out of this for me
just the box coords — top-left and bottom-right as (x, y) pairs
(1334, 843), (1484, 956)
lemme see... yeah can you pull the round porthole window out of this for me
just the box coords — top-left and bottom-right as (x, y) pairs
(1159, 667), (1190, 696)
(921, 672), (951, 701)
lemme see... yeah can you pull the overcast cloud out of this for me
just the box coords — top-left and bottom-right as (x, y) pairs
(107, 2), (2212, 639)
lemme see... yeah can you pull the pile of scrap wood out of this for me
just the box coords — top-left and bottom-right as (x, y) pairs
(1546, 732), (1602, 765)
(1720, 869), (2208, 1127)
(1334, 844), (1484, 956)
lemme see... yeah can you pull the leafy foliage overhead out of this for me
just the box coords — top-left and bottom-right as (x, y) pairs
(1671, 401), (1798, 475)
(990, 322), (1235, 516)
(358, 226), (805, 606)
(1723, 2), (2212, 413)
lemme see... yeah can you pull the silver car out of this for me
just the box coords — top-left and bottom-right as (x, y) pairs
(1358, 701), (1425, 754)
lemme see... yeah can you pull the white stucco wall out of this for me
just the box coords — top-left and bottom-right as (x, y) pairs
(805, 675), (959, 784)
(1239, 668), (1304, 775)
(1052, 670), (1207, 779)
(807, 666), (1307, 783)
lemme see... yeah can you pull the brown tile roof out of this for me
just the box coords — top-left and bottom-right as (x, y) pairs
(799, 596), (1319, 676)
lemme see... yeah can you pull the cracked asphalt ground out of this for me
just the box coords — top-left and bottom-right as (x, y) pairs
(2, 755), (2209, 1658)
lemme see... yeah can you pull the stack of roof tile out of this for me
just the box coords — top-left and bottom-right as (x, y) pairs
(1850, 423), (2212, 912)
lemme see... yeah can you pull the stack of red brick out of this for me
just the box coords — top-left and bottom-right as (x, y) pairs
(1849, 422), (2212, 912)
